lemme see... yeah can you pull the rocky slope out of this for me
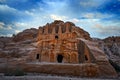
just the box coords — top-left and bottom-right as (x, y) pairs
(13, 28), (38, 42)
(103, 37), (120, 72)
(92, 36), (120, 72)
(0, 28), (38, 65)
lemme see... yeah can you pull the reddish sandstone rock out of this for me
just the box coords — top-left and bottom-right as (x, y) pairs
(0, 20), (118, 78)
(103, 36), (120, 43)
(13, 28), (38, 42)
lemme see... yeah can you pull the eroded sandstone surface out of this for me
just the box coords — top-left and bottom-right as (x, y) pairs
(0, 20), (119, 78)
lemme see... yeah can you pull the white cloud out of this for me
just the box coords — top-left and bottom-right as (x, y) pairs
(78, 19), (100, 25)
(79, 0), (110, 8)
(0, 24), (12, 30)
(82, 12), (114, 19)
(0, 22), (12, 30)
(14, 21), (41, 28)
(14, 22), (28, 27)
(91, 23), (120, 38)
(15, 30), (20, 34)
(13, 22), (33, 31)
(93, 24), (120, 31)
(50, 14), (67, 20)
(0, 22), (5, 25)
(45, 1), (56, 5)
(0, 4), (34, 18)
(25, 10), (34, 16)
(0, 0), (6, 3)
(83, 13), (94, 19)
(0, 25), (3, 29)
(0, 33), (12, 37)
(0, 4), (35, 22)
(0, 0), (28, 3)
(0, 22), (5, 29)
(80, 1), (98, 7)
(7, 25), (12, 30)
(0, 4), (17, 12)
(70, 18), (80, 23)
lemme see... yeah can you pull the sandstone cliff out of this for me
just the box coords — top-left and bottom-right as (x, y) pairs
(0, 20), (119, 78)
(13, 28), (38, 42)
(0, 28), (38, 66)
(93, 36), (120, 72)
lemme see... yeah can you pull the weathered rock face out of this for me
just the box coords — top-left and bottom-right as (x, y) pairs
(37, 20), (91, 41)
(93, 37), (120, 74)
(0, 20), (118, 78)
(26, 20), (117, 77)
(36, 20), (92, 63)
(13, 28), (38, 42)
(0, 37), (13, 58)
(22, 63), (100, 77)
(103, 36), (120, 43)
(0, 37), (12, 49)
(96, 37), (120, 72)
(110, 43), (120, 56)
(0, 28), (38, 64)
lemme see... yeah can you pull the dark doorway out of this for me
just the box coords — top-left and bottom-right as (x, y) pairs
(36, 54), (39, 59)
(57, 54), (63, 63)
(55, 35), (58, 39)
(85, 55), (88, 61)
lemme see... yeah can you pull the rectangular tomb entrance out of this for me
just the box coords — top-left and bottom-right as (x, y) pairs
(57, 54), (63, 63)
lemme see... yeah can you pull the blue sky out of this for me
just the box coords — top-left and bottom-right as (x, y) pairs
(0, 0), (120, 38)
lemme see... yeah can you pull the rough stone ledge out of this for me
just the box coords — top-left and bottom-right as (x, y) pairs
(0, 75), (119, 80)
(20, 63), (99, 77)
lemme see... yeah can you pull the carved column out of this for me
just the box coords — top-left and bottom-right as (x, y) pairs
(77, 40), (85, 63)
(66, 26), (69, 33)
(52, 26), (56, 34)
(44, 26), (48, 34)
(50, 50), (55, 62)
(58, 26), (62, 34)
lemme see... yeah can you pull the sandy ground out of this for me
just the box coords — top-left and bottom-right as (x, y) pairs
(0, 75), (119, 80)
